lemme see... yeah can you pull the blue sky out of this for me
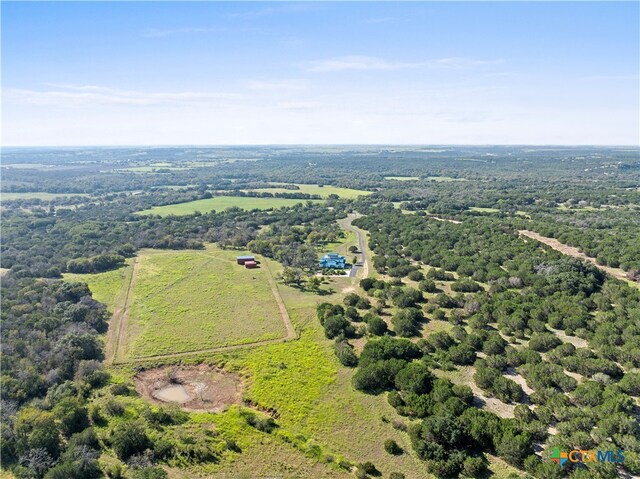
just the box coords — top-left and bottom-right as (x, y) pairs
(2, 1), (638, 145)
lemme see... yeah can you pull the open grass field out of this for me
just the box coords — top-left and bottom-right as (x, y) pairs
(1, 163), (52, 169)
(427, 176), (468, 182)
(384, 176), (420, 181)
(469, 206), (500, 213)
(125, 247), (288, 359)
(323, 227), (358, 259)
(250, 183), (372, 199)
(136, 196), (322, 216)
(0, 192), (88, 201)
(108, 246), (289, 360)
(115, 166), (194, 173)
(63, 264), (130, 312)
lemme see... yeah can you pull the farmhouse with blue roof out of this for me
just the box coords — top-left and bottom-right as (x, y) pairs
(319, 252), (346, 269)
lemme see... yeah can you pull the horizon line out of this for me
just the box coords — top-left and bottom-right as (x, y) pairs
(2, 143), (639, 149)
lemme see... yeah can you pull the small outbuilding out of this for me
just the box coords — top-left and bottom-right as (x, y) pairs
(237, 255), (255, 265)
(244, 261), (258, 269)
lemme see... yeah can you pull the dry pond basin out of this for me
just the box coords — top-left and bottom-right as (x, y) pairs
(135, 364), (243, 413)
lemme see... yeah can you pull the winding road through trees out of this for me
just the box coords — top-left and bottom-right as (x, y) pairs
(338, 214), (370, 279)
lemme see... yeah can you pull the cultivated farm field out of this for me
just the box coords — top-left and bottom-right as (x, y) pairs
(136, 195), (322, 216)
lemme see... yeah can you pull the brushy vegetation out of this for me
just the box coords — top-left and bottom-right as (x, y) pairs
(64, 264), (129, 312)
(2, 145), (640, 478)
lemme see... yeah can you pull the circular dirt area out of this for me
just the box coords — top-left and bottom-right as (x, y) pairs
(135, 364), (243, 412)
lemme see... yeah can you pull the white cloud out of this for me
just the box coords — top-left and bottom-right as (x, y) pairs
(4, 84), (240, 107)
(303, 56), (505, 73)
(582, 74), (639, 81)
(303, 56), (423, 72)
(428, 57), (505, 69)
(141, 27), (219, 38)
(3, 76), (637, 146)
(276, 101), (322, 110)
(244, 79), (308, 91)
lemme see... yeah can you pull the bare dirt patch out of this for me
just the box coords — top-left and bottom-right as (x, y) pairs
(435, 366), (516, 418)
(135, 365), (243, 412)
(549, 327), (588, 349)
(504, 367), (534, 395)
(426, 215), (462, 224)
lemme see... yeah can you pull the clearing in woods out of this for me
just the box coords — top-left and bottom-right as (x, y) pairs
(246, 183), (372, 199)
(135, 195), (323, 216)
(64, 264), (131, 313)
(100, 245), (294, 363)
(519, 229), (638, 287)
(0, 191), (89, 201)
(384, 176), (420, 181)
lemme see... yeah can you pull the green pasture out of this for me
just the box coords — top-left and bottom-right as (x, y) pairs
(384, 176), (420, 181)
(250, 183), (372, 199)
(123, 246), (287, 359)
(0, 192), (88, 201)
(136, 196), (322, 216)
(115, 166), (192, 173)
(427, 176), (468, 182)
(469, 206), (500, 213)
(63, 264), (129, 313)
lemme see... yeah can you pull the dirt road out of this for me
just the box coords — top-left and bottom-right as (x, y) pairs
(338, 214), (370, 279)
(519, 230), (637, 287)
(106, 258), (138, 364)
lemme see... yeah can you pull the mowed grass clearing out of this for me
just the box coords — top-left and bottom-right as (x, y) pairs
(384, 176), (420, 181)
(0, 192), (88, 201)
(249, 183), (372, 199)
(469, 206), (501, 213)
(122, 246), (287, 359)
(427, 176), (468, 182)
(136, 196), (322, 217)
(64, 264), (130, 313)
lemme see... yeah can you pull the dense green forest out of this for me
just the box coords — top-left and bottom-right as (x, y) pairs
(1, 146), (639, 479)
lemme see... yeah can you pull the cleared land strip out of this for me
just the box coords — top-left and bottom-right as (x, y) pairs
(262, 258), (296, 340)
(106, 258), (138, 364)
(518, 230), (638, 287)
(426, 214), (462, 224)
(107, 255), (296, 365)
